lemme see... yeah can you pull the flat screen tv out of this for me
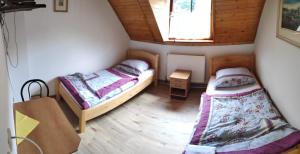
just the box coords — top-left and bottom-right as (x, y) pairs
(0, 0), (46, 13)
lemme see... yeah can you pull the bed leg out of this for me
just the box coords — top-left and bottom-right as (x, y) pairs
(56, 94), (61, 102)
(55, 79), (61, 102)
(79, 114), (86, 133)
(154, 80), (158, 87)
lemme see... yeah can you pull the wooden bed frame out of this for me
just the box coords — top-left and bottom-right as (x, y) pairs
(209, 54), (300, 154)
(209, 54), (255, 77)
(56, 50), (159, 133)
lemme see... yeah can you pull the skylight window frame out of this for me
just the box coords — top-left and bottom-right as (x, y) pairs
(168, 0), (214, 43)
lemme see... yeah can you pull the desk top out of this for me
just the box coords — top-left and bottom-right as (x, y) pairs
(14, 97), (80, 154)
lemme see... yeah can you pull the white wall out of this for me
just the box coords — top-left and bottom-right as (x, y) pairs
(0, 26), (17, 154)
(0, 0), (128, 153)
(5, 12), (30, 102)
(129, 40), (255, 82)
(24, 0), (130, 95)
(0, 28), (10, 154)
(1, 11), (27, 154)
(255, 0), (300, 129)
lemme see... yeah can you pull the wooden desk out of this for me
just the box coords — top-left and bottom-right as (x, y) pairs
(14, 97), (80, 154)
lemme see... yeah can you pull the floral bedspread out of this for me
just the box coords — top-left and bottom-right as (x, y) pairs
(187, 89), (300, 154)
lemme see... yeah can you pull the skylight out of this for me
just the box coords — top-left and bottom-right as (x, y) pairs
(169, 0), (212, 41)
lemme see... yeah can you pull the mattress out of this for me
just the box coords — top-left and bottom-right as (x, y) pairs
(206, 76), (262, 95)
(60, 69), (154, 109)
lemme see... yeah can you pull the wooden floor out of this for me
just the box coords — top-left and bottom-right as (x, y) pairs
(58, 84), (204, 154)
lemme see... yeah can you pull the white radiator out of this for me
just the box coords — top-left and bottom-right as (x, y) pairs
(167, 53), (205, 83)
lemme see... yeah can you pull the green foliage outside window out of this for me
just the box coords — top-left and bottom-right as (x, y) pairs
(173, 0), (196, 13)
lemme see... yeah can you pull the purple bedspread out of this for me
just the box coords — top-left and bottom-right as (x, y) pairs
(59, 68), (138, 109)
(80, 68), (138, 98)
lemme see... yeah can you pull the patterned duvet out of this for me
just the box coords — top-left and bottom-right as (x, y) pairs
(59, 68), (138, 109)
(186, 89), (300, 154)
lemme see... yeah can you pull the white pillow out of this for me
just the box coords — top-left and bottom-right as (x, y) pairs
(115, 59), (149, 76)
(215, 67), (256, 88)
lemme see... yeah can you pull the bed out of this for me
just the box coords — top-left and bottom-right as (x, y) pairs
(185, 55), (300, 154)
(56, 50), (159, 133)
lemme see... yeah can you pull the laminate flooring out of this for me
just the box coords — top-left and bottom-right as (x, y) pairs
(59, 84), (204, 154)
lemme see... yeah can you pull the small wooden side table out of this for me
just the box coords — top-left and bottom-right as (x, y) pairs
(169, 70), (192, 98)
(14, 97), (81, 154)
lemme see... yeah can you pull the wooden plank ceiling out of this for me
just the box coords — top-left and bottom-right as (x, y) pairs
(108, 0), (266, 45)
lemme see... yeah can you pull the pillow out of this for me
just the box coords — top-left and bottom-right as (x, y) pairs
(115, 59), (149, 76)
(215, 67), (256, 88)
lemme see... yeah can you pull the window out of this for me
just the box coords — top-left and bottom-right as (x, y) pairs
(169, 0), (212, 41)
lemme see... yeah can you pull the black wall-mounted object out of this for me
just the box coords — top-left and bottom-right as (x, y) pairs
(0, 0), (46, 13)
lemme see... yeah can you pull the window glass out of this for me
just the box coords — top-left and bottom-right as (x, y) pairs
(169, 0), (212, 40)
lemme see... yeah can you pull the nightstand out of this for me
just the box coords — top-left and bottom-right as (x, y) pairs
(169, 70), (192, 98)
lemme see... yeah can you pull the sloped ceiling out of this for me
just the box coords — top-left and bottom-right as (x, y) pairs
(108, 0), (266, 45)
